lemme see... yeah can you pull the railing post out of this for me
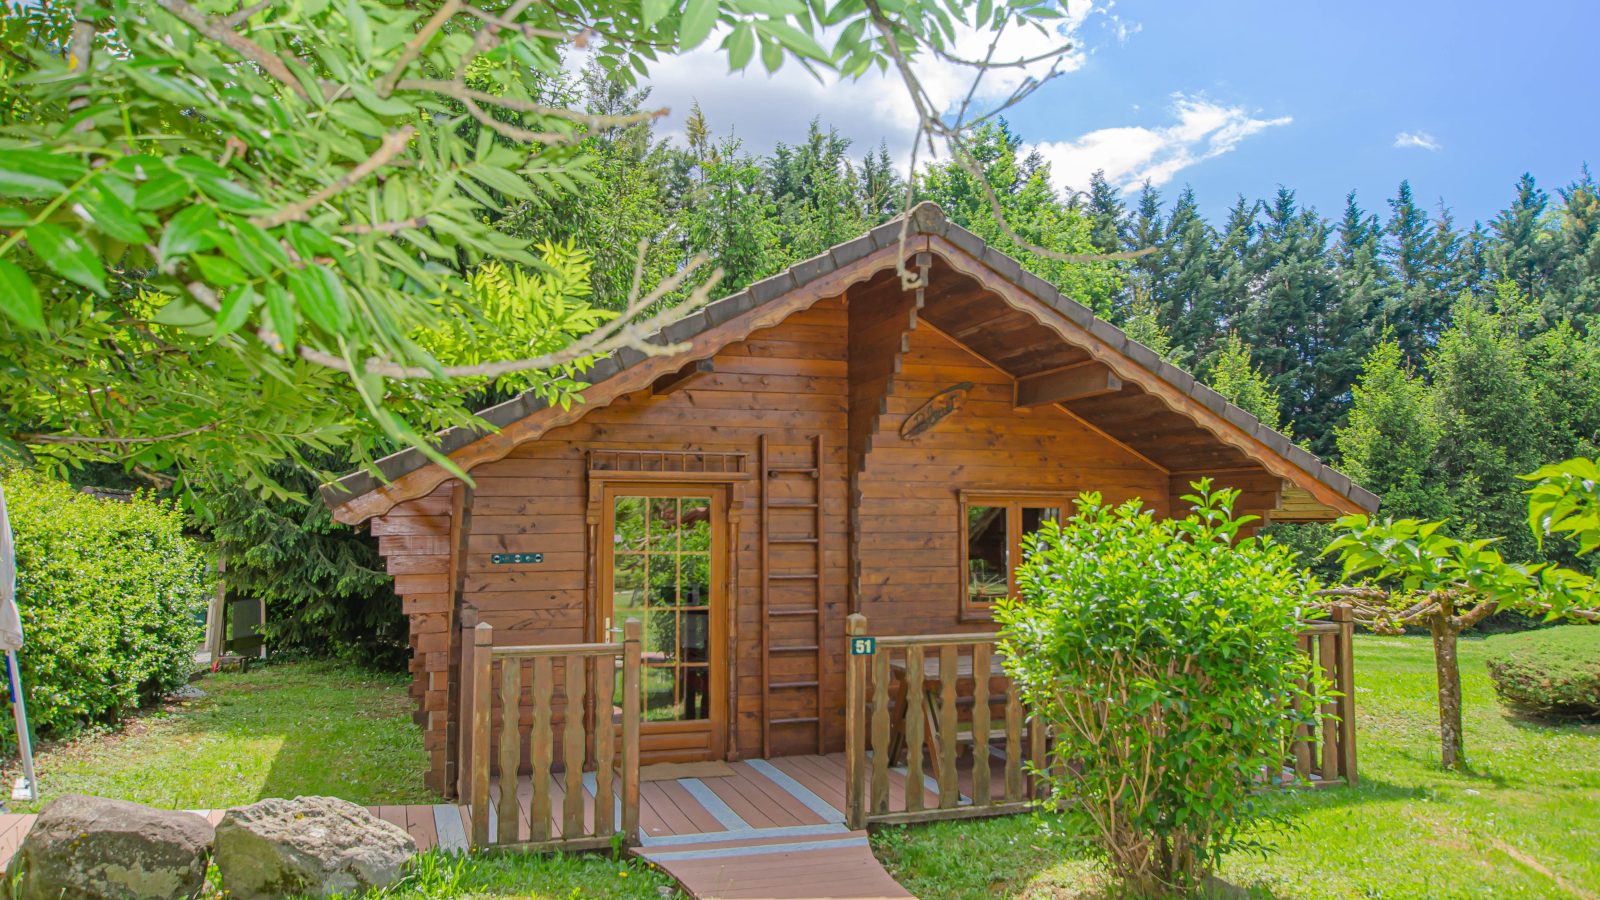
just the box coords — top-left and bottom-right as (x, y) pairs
(1334, 603), (1358, 786)
(454, 605), (479, 802)
(844, 613), (867, 830)
(469, 622), (493, 847)
(622, 618), (642, 844)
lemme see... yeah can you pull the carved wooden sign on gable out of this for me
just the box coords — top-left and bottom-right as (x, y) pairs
(900, 382), (974, 439)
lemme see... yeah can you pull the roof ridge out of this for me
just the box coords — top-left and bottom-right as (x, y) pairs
(322, 201), (1376, 514)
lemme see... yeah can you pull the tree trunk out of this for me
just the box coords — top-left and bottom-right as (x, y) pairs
(1428, 617), (1466, 769)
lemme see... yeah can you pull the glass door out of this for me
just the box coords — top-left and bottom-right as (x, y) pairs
(601, 484), (726, 761)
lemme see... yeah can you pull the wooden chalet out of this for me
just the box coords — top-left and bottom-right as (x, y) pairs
(321, 201), (1378, 808)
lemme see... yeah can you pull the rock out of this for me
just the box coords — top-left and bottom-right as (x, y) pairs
(7, 794), (214, 900)
(213, 796), (416, 900)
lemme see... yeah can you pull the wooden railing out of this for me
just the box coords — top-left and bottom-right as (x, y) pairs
(460, 618), (641, 851)
(843, 614), (1047, 829)
(1290, 604), (1358, 788)
(844, 606), (1359, 828)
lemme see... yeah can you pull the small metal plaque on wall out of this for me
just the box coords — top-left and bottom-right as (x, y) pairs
(490, 553), (543, 564)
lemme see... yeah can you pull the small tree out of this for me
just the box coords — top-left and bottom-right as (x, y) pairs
(1318, 515), (1598, 769)
(998, 482), (1322, 897)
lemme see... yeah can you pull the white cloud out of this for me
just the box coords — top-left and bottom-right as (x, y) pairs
(1025, 95), (1291, 193)
(576, 1), (1105, 171)
(1394, 130), (1441, 151)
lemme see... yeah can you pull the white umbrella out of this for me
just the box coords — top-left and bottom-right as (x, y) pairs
(0, 485), (37, 802)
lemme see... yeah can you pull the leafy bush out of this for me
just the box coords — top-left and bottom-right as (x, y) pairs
(1484, 626), (1600, 718)
(998, 482), (1322, 897)
(2, 470), (210, 741)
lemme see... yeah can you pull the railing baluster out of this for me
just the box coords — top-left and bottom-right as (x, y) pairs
(530, 656), (553, 842)
(1334, 604), (1358, 786)
(1004, 680), (1022, 803)
(1293, 634), (1312, 780)
(904, 647), (924, 813)
(497, 659), (522, 844)
(870, 647), (890, 816)
(594, 650), (617, 837)
(622, 619), (642, 843)
(1319, 631), (1339, 783)
(1029, 708), (1046, 802)
(938, 644), (958, 810)
(563, 654), (587, 838)
(971, 641), (991, 807)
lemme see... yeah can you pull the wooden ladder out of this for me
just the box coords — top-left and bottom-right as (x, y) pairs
(759, 433), (827, 758)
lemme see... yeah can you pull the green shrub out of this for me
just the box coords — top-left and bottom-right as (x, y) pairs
(1484, 626), (1600, 718)
(998, 482), (1322, 897)
(3, 470), (210, 742)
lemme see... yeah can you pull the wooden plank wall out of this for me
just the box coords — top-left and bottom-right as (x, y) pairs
(853, 324), (1171, 634)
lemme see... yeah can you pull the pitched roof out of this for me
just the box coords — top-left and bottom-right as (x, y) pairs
(321, 202), (1378, 519)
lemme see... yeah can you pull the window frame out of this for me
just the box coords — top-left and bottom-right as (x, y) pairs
(957, 490), (1075, 623)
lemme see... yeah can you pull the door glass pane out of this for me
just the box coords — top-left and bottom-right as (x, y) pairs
(966, 505), (1008, 605)
(614, 494), (716, 725)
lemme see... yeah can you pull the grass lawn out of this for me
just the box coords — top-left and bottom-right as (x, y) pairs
(5, 660), (439, 812)
(870, 634), (1600, 900)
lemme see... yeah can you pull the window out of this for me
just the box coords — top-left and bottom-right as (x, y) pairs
(958, 493), (1068, 622)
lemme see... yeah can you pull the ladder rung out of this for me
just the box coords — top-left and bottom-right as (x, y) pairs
(769, 608), (820, 617)
(771, 644), (819, 652)
(769, 573), (819, 580)
(768, 538), (818, 544)
(771, 717), (821, 725)
(770, 680), (820, 689)
(769, 502), (819, 509)
(767, 467), (818, 475)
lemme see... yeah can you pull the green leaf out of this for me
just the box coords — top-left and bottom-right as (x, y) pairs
(194, 176), (273, 214)
(0, 151), (86, 199)
(348, 0), (374, 61)
(263, 280), (295, 350)
(759, 34), (783, 71)
(679, 0), (720, 48)
(754, 19), (830, 62)
(350, 83), (414, 117)
(192, 253), (250, 287)
(135, 172), (193, 210)
(151, 296), (213, 328)
(159, 205), (219, 262)
(642, 0), (673, 28)
(726, 23), (756, 70)
(289, 266), (349, 332)
(0, 259), (44, 330)
(167, 155), (230, 181)
(77, 185), (149, 244)
(27, 223), (107, 296)
(215, 284), (257, 336)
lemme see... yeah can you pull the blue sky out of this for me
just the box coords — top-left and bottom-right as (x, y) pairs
(634, 0), (1599, 228)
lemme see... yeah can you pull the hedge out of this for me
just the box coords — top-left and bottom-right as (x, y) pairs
(1484, 626), (1600, 719)
(3, 470), (211, 743)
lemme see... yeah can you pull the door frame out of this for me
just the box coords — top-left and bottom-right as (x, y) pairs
(598, 482), (730, 762)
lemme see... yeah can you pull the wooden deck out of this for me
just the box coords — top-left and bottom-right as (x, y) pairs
(0, 753), (1027, 899)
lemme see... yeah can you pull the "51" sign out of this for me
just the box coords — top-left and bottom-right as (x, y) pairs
(850, 637), (876, 656)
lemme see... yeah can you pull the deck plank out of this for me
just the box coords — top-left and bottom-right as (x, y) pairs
(406, 804), (438, 852)
(728, 763), (828, 826)
(656, 779), (728, 834)
(640, 781), (703, 836)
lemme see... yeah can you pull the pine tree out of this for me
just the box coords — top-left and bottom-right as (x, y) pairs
(1085, 170), (1127, 255)
(1382, 181), (1452, 361)
(1208, 333), (1291, 435)
(1335, 340), (1448, 521)
(198, 454), (407, 670)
